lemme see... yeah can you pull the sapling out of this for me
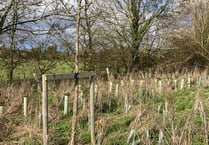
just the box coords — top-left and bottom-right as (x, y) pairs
(145, 127), (150, 143)
(24, 96), (27, 117)
(108, 81), (113, 111)
(106, 68), (110, 80)
(180, 79), (184, 90)
(158, 80), (162, 94)
(158, 104), (161, 115)
(174, 79), (177, 92)
(165, 101), (168, 118)
(64, 95), (69, 115)
(187, 77), (191, 88)
(130, 79), (135, 105)
(115, 83), (119, 99)
(0, 105), (3, 114)
(154, 79), (158, 91)
(158, 130), (164, 145)
(120, 80), (124, 106)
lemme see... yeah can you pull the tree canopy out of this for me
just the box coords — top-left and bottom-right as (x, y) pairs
(0, 0), (208, 82)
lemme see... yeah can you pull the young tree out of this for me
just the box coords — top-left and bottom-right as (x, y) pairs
(69, 0), (82, 144)
(25, 44), (59, 76)
(8, 0), (19, 84)
(79, 0), (100, 71)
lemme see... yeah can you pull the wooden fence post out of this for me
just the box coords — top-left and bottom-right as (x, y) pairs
(40, 72), (95, 145)
(42, 74), (48, 145)
(90, 76), (96, 145)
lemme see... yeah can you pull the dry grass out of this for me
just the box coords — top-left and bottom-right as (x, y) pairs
(0, 69), (209, 144)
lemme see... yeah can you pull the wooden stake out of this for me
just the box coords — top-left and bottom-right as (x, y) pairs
(90, 76), (95, 145)
(41, 72), (96, 145)
(42, 74), (48, 145)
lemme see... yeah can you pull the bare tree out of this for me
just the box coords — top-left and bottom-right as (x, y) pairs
(79, 0), (100, 71)
(0, 0), (21, 84)
(167, 0), (209, 69)
(0, 0), (58, 83)
(96, 0), (171, 71)
(69, 0), (82, 144)
(0, 0), (52, 35)
(26, 44), (59, 76)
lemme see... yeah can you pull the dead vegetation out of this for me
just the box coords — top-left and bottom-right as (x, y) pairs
(0, 69), (209, 144)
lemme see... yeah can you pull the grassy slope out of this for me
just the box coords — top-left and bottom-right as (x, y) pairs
(1, 73), (209, 145)
(1, 81), (209, 145)
(0, 61), (74, 80)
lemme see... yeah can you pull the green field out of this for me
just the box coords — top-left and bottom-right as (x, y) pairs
(0, 61), (75, 81)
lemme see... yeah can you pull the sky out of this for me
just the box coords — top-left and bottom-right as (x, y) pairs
(0, 0), (77, 49)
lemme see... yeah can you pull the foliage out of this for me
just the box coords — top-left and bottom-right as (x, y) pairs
(166, 0), (209, 69)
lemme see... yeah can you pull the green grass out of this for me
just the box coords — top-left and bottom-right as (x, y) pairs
(102, 115), (133, 145)
(0, 61), (74, 81)
(1, 68), (209, 145)
(50, 120), (71, 145)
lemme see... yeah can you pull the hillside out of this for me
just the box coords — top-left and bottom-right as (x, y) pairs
(0, 70), (209, 145)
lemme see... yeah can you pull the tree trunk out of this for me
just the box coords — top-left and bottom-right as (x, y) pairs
(84, 0), (95, 71)
(69, 1), (81, 145)
(8, 0), (18, 84)
(8, 67), (14, 84)
(70, 78), (79, 145)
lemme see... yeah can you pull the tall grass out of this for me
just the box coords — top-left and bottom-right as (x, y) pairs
(0, 69), (209, 144)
